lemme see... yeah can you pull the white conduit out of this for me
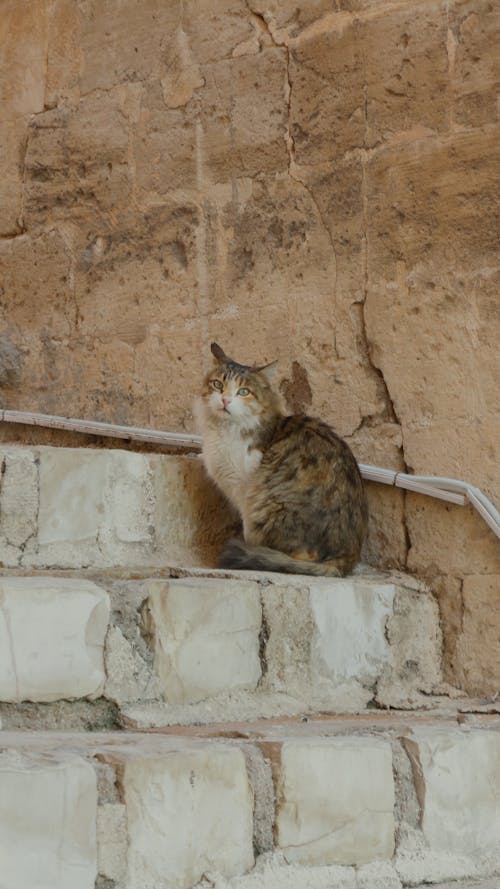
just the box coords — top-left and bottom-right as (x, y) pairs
(2, 408), (499, 540)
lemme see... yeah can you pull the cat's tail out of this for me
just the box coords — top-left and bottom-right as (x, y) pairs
(218, 539), (356, 577)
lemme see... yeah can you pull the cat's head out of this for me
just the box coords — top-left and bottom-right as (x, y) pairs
(200, 342), (281, 429)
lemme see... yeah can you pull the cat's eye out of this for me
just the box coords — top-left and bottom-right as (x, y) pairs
(237, 387), (250, 397)
(212, 380), (223, 390)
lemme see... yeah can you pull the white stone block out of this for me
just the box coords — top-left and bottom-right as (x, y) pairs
(0, 752), (97, 889)
(276, 738), (395, 866)
(0, 577), (109, 702)
(107, 451), (155, 544)
(36, 447), (156, 567)
(0, 449), (38, 550)
(404, 729), (500, 857)
(38, 447), (109, 546)
(148, 578), (262, 703)
(310, 578), (395, 684)
(124, 746), (254, 889)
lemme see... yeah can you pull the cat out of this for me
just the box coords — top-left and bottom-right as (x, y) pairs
(195, 342), (368, 576)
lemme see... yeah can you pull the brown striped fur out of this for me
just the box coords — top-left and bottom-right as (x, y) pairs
(195, 343), (368, 577)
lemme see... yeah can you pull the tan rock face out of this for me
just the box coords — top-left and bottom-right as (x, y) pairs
(0, 0), (498, 694)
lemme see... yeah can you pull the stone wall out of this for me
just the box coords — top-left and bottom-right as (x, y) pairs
(1, 0), (498, 695)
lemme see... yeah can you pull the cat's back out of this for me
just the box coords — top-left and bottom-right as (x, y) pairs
(262, 414), (362, 484)
(247, 413), (367, 563)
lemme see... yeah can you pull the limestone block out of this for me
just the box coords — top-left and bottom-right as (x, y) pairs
(45, 0), (81, 107)
(0, 230), (72, 340)
(0, 752), (97, 889)
(36, 447), (155, 567)
(201, 48), (288, 183)
(455, 573), (500, 696)
(0, 449), (38, 556)
(123, 747), (254, 888)
(37, 447), (109, 548)
(0, 577), (109, 702)
(183, 0), (257, 66)
(134, 88), (198, 195)
(376, 583), (443, 707)
(147, 578), (262, 703)
(0, 0), (48, 233)
(290, 1), (448, 160)
(276, 738), (395, 865)
(363, 3), (449, 145)
(310, 577), (395, 684)
(24, 92), (131, 227)
(0, 445), (238, 569)
(365, 128), (499, 495)
(289, 24), (365, 165)
(404, 729), (500, 858)
(104, 626), (162, 706)
(79, 0), (180, 95)
(260, 573), (441, 711)
(97, 802), (128, 883)
(450, 0), (499, 128)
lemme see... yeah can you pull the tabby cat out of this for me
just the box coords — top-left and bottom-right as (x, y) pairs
(195, 343), (368, 576)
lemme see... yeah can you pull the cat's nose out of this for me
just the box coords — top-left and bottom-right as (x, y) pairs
(222, 397), (230, 408)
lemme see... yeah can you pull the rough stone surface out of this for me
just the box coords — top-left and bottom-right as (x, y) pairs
(96, 802), (128, 884)
(356, 861), (402, 889)
(260, 572), (442, 716)
(0, 449), (38, 556)
(103, 625), (162, 706)
(276, 738), (395, 866)
(126, 569), (442, 722)
(147, 577), (262, 704)
(197, 852), (356, 888)
(123, 747), (255, 889)
(0, 0), (498, 699)
(0, 576), (109, 702)
(0, 446), (238, 568)
(0, 751), (97, 889)
(309, 577), (395, 684)
(0, 726), (499, 889)
(0, 564), (443, 720)
(403, 729), (500, 861)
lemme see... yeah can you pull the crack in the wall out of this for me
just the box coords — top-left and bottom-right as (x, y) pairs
(0, 228), (27, 241)
(53, 226), (79, 334)
(17, 128), (32, 233)
(359, 81), (410, 567)
(245, 3), (341, 357)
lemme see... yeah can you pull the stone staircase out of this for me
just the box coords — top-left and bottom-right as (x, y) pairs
(0, 444), (499, 889)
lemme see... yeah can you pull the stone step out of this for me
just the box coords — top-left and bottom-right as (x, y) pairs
(0, 567), (449, 726)
(0, 720), (499, 889)
(0, 444), (237, 570)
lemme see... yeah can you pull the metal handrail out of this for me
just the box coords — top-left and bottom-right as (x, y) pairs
(1, 408), (498, 539)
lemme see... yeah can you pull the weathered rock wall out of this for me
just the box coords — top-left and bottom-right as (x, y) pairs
(1, 0), (498, 694)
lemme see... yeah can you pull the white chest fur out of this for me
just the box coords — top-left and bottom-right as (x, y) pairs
(202, 424), (262, 513)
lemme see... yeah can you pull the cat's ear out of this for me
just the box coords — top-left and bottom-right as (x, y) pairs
(254, 360), (278, 383)
(211, 342), (228, 363)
